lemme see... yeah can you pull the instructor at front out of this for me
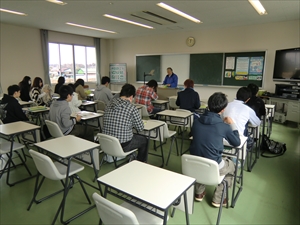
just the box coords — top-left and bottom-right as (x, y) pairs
(163, 67), (178, 88)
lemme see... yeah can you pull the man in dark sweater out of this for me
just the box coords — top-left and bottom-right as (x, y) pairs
(246, 83), (266, 119)
(189, 92), (240, 207)
(176, 79), (200, 112)
(1, 85), (29, 124)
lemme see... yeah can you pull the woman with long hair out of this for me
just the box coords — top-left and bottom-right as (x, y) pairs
(19, 76), (31, 101)
(54, 76), (65, 94)
(74, 78), (87, 100)
(30, 77), (49, 105)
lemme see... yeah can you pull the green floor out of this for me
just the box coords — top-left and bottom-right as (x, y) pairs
(0, 122), (299, 225)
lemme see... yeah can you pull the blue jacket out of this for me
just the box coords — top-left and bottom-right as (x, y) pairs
(163, 73), (178, 88)
(176, 88), (200, 112)
(190, 110), (240, 164)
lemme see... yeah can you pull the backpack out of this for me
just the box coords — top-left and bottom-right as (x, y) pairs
(260, 134), (286, 158)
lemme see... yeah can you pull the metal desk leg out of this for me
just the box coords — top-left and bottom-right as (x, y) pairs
(183, 192), (190, 225)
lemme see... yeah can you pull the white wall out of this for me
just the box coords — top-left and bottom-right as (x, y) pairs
(111, 20), (300, 101)
(0, 23), (44, 95)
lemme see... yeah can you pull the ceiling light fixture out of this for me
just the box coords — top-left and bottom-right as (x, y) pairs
(66, 22), (117, 34)
(0, 8), (27, 16)
(103, 14), (154, 29)
(157, 2), (201, 23)
(46, 0), (67, 6)
(248, 0), (267, 15)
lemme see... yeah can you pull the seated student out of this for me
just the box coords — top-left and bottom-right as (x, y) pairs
(223, 87), (261, 136)
(176, 79), (200, 113)
(67, 83), (82, 113)
(94, 76), (113, 105)
(54, 76), (65, 94)
(246, 83), (266, 119)
(190, 92), (240, 207)
(49, 85), (94, 142)
(135, 80), (161, 115)
(41, 84), (53, 107)
(103, 84), (148, 162)
(74, 78), (87, 100)
(30, 77), (49, 106)
(162, 67), (178, 88)
(1, 85), (29, 124)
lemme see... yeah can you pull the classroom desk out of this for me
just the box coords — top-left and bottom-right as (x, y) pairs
(152, 99), (169, 110)
(222, 135), (248, 208)
(79, 100), (97, 112)
(72, 111), (103, 132)
(34, 135), (99, 224)
(97, 161), (195, 225)
(247, 124), (260, 172)
(157, 110), (193, 154)
(18, 100), (34, 106)
(0, 121), (40, 186)
(111, 90), (119, 95)
(139, 120), (165, 166)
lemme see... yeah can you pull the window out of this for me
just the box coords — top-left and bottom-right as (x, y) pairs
(49, 43), (97, 84)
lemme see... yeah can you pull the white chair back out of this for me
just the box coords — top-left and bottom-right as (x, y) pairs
(134, 104), (151, 117)
(144, 120), (173, 141)
(168, 96), (179, 110)
(45, 120), (64, 138)
(97, 133), (129, 158)
(29, 149), (65, 180)
(182, 154), (221, 186)
(173, 109), (194, 128)
(95, 100), (106, 111)
(92, 193), (139, 225)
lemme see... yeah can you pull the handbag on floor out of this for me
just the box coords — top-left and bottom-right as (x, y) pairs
(260, 134), (286, 158)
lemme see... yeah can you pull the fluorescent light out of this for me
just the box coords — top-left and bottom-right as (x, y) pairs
(46, 0), (67, 5)
(103, 14), (154, 29)
(0, 8), (27, 16)
(66, 22), (117, 34)
(157, 2), (201, 23)
(248, 0), (267, 15)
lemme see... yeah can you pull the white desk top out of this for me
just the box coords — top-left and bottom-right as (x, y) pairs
(23, 107), (50, 113)
(98, 161), (195, 209)
(223, 135), (248, 149)
(157, 110), (193, 118)
(0, 121), (40, 136)
(81, 101), (97, 106)
(111, 91), (120, 94)
(35, 135), (99, 158)
(265, 104), (275, 109)
(143, 120), (164, 131)
(152, 100), (169, 104)
(71, 111), (103, 120)
(18, 100), (33, 106)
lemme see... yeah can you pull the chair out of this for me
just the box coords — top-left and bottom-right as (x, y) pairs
(142, 120), (178, 166)
(168, 96), (179, 110)
(27, 149), (91, 223)
(181, 154), (228, 225)
(95, 100), (106, 111)
(0, 139), (31, 180)
(92, 193), (164, 225)
(134, 103), (153, 119)
(97, 133), (137, 168)
(45, 120), (64, 138)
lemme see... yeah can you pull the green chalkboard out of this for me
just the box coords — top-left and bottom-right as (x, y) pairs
(223, 52), (265, 87)
(189, 53), (223, 85)
(136, 55), (161, 82)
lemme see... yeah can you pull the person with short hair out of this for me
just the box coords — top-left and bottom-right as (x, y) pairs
(74, 78), (87, 100)
(94, 76), (113, 105)
(176, 79), (200, 112)
(135, 79), (161, 114)
(103, 83), (148, 162)
(246, 83), (266, 118)
(19, 76), (31, 102)
(49, 85), (94, 142)
(162, 67), (178, 88)
(54, 76), (65, 94)
(1, 85), (29, 124)
(190, 92), (240, 207)
(223, 87), (261, 136)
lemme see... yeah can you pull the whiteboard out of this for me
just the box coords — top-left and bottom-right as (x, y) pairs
(109, 63), (127, 84)
(161, 54), (189, 86)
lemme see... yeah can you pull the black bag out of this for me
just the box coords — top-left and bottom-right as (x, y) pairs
(260, 134), (286, 158)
